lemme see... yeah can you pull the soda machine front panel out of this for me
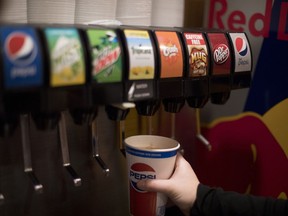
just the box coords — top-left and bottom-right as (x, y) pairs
(184, 33), (209, 78)
(229, 33), (252, 73)
(124, 30), (155, 81)
(44, 28), (86, 87)
(86, 29), (123, 83)
(207, 33), (231, 76)
(0, 26), (43, 89)
(155, 31), (183, 78)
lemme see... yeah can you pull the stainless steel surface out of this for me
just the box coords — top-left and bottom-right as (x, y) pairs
(195, 109), (211, 151)
(0, 193), (4, 205)
(58, 112), (82, 186)
(92, 120), (110, 176)
(20, 114), (44, 193)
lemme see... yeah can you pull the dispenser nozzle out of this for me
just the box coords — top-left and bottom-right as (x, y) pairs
(0, 193), (4, 205)
(58, 112), (82, 186)
(20, 114), (44, 193)
(92, 119), (110, 176)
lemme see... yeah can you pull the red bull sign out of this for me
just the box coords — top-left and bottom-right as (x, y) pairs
(189, 0), (288, 200)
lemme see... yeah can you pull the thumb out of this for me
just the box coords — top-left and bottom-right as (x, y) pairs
(137, 179), (170, 194)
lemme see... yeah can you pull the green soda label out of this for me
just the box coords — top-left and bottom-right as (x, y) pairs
(87, 29), (122, 83)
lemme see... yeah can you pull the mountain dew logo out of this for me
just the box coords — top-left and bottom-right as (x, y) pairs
(87, 29), (122, 83)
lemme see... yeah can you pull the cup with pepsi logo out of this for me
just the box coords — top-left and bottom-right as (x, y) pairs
(125, 135), (180, 216)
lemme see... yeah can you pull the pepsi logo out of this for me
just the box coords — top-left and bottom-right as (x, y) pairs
(5, 32), (37, 66)
(130, 163), (156, 193)
(235, 37), (248, 57)
(213, 44), (229, 64)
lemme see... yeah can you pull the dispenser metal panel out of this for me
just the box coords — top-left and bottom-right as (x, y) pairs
(0, 26), (43, 89)
(44, 28), (86, 87)
(86, 29), (122, 83)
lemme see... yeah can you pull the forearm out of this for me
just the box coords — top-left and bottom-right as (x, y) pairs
(190, 184), (288, 216)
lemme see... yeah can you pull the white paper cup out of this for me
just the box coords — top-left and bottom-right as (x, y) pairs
(125, 135), (180, 216)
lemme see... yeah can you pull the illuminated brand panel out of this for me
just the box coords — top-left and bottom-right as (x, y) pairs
(207, 33), (231, 75)
(124, 30), (155, 80)
(44, 28), (86, 87)
(0, 27), (43, 88)
(184, 33), (209, 77)
(155, 31), (183, 78)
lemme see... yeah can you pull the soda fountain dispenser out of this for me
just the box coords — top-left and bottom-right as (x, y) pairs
(119, 27), (159, 116)
(227, 32), (253, 90)
(205, 30), (233, 104)
(152, 27), (185, 113)
(180, 30), (210, 108)
(0, 25), (45, 193)
(179, 29), (211, 149)
(82, 25), (128, 172)
(150, 27), (185, 138)
(36, 26), (84, 186)
(103, 26), (159, 153)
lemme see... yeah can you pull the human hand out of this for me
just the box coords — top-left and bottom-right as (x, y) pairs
(137, 153), (200, 216)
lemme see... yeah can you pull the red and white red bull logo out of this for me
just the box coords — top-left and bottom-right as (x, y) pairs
(213, 44), (229, 64)
(5, 32), (37, 66)
(130, 163), (156, 193)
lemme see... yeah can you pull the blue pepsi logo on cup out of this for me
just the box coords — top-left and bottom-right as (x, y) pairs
(0, 27), (43, 89)
(235, 37), (248, 57)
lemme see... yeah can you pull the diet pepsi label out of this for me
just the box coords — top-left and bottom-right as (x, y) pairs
(229, 33), (252, 72)
(0, 27), (43, 89)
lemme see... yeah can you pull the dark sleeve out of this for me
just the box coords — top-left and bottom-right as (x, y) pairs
(190, 184), (288, 216)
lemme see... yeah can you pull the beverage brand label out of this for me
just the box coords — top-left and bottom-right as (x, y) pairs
(213, 44), (229, 64)
(0, 27), (43, 88)
(155, 31), (183, 78)
(184, 33), (208, 77)
(229, 33), (252, 72)
(44, 28), (85, 87)
(86, 29), (122, 83)
(124, 30), (155, 80)
(130, 163), (156, 193)
(207, 33), (231, 75)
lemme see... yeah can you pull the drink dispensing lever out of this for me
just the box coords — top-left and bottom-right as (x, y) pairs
(20, 114), (43, 193)
(105, 103), (135, 156)
(195, 109), (211, 151)
(58, 112), (81, 186)
(0, 193), (4, 205)
(91, 119), (109, 176)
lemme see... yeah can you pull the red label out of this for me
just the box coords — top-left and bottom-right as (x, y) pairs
(207, 33), (231, 75)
